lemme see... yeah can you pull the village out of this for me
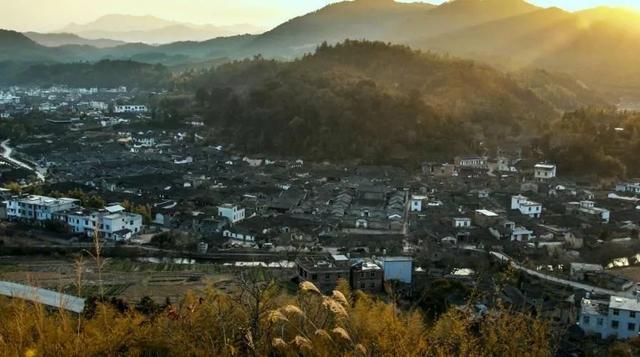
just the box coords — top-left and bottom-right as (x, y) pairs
(2, 84), (640, 348)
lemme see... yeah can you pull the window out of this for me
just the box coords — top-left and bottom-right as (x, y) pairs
(631, 311), (636, 318)
(597, 318), (603, 326)
(583, 316), (590, 324)
(325, 274), (330, 281)
(311, 274), (317, 281)
(629, 323), (636, 331)
(613, 309), (620, 316)
(612, 320), (619, 329)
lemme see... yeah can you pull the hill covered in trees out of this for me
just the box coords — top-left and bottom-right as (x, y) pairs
(533, 108), (640, 178)
(2, 1), (639, 99)
(180, 41), (608, 164)
(1, 60), (171, 89)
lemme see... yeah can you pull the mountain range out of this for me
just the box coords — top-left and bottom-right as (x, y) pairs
(1, 0), (639, 100)
(57, 14), (265, 44)
(24, 32), (126, 48)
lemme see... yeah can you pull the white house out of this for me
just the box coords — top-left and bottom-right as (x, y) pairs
(223, 227), (255, 243)
(580, 295), (640, 339)
(453, 217), (471, 229)
(5, 195), (78, 222)
(510, 226), (534, 242)
(567, 201), (610, 223)
(114, 105), (148, 113)
(511, 195), (542, 218)
(455, 156), (487, 169)
(88, 101), (108, 111)
(534, 164), (557, 180)
(133, 134), (155, 148)
(616, 183), (640, 195)
(64, 205), (143, 241)
(410, 195), (427, 212)
(218, 204), (245, 224)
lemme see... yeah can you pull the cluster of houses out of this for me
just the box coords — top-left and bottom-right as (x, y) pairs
(330, 185), (408, 233)
(0, 85), (147, 120)
(3, 194), (143, 241)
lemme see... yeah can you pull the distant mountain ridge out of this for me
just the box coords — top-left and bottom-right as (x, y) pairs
(1, 0), (640, 99)
(24, 32), (126, 48)
(58, 14), (265, 44)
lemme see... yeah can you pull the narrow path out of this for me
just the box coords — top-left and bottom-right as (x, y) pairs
(1, 139), (45, 181)
(490, 251), (635, 298)
(0, 281), (85, 313)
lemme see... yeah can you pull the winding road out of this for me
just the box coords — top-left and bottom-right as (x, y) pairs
(490, 251), (636, 298)
(1, 139), (45, 181)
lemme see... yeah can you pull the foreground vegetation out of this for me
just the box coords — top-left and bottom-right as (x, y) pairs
(0, 278), (552, 356)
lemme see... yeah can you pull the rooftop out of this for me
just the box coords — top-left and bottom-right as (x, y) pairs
(376, 256), (413, 262)
(15, 195), (78, 206)
(581, 298), (609, 316)
(609, 296), (640, 312)
(296, 255), (350, 271)
(535, 164), (556, 169)
(475, 209), (499, 217)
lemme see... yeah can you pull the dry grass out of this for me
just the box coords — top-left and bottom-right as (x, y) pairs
(0, 278), (552, 356)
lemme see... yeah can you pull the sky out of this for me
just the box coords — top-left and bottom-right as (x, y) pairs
(1, 0), (639, 32)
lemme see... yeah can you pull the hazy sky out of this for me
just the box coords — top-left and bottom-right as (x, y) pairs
(1, 0), (639, 32)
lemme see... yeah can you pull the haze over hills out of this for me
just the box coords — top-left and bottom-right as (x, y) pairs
(58, 14), (265, 44)
(396, 0), (541, 40)
(410, 4), (640, 96)
(245, 0), (436, 55)
(1, 0), (640, 100)
(24, 32), (126, 48)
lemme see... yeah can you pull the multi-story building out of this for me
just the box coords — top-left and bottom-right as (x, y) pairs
(616, 183), (640, 195)
(534, 164), (557, 181)
(374, 256), (413, 284)
(5, 195), (78, 222)
(218, 204), (245, 224)
(454, 156), (487, 169)
(114, 105), (148, 113)
(511, 195), (542, 218)
(453, 217), (472, 229)
(350, 259), (384, 293)
(60, 205), (143, 241)
(580, 295), (640, 339)
(296, 255), (350, 293)
(88, 101), (108, 111)
(410, 195), (427, 212)
(133, 134), (156, 148)
(566, 201), (610, 223)
(222, 227), (256, 243)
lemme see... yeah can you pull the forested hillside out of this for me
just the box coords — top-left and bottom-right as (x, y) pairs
(3, 60), (171, 89)
(533, 109), (640, 178)
(179, 41), (608, 165)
